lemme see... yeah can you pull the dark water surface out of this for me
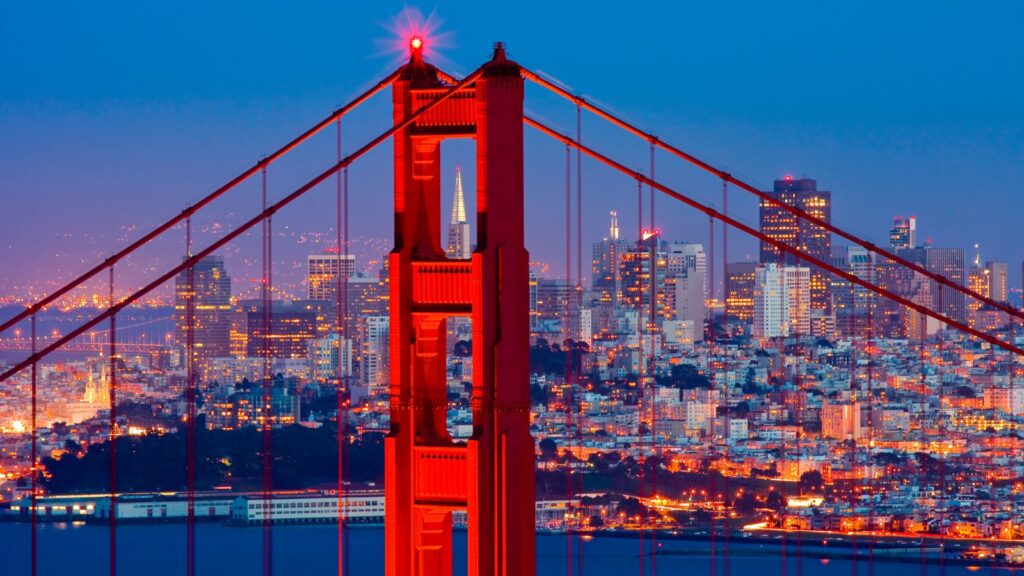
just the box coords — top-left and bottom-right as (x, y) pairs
(0, 523), (1008, 575)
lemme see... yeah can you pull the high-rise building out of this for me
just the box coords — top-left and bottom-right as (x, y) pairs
(446, 167), (471, 259)
(362, 315), (390, 396)
(175, 255), (233, 364)
(900, 246), (966, 325)
(619, 234), (668, 320)
(662, 242), (706, 342)
(759, 177), (832, 324)
(725, 262), (758, 321)
(308, 333), (353, 383)
(307, 252), (355, 301)
(986, 261), (1008, 302)
(821, 400), (862, 440)
(592, 211), (632, 306)
(753, 264), (810, 339)
(531, 278), (582, 338)
(673, 272), (705, 343)
(345, 274), (389, 340)
(889, 216), (917, 250)
(833, 246), (879, 338)
(904, 272), (938, 340)
(884, 216), (919, 336)
(242, 300), (318, 359)
(968, 246), (990, 328)
(665, 242), (707, 298)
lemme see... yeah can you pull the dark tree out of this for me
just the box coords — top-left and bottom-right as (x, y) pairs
(799, 470), (824, 492)
(539, 438), (558, 460)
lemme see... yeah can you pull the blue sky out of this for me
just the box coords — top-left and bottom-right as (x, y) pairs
(2, 1), (1022, 299)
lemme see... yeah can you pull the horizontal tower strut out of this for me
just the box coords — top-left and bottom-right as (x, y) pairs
(525, 115), (1024, 359)
(0, 66), (484, 384)
(0, 69), (403, 336)
(520, 68), (1024, 327)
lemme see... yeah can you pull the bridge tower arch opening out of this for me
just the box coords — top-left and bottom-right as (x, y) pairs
(385, 42), (536, 576)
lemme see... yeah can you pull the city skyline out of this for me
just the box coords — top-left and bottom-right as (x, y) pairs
(3, 5), (1024, 576)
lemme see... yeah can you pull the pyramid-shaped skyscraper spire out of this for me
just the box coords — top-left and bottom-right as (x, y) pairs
(446, 167), (471, 258)
(451, 167), (467, 225)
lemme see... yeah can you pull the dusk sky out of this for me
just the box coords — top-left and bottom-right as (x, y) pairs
(2, 1), (1022, 301)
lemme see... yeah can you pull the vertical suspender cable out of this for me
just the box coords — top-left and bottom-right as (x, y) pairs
(648, 145), (658, 576)
(636, 177), (646, 576)
(564, 140), (574, 576)
(648, 230), (657, 576)
(186, 214), (197, 576)
(920, 337), (928, 576)
(720, 178), (730, 576)
(708, 210), (715, 345)
(721, 180), (728, 317)
(261, 166), (274, 576)
(937, 285), (945, 576)
(870, 305), (877, 576)
(576, 105), (584, 304)
(850, 332), (858, 576)
(649, 140), (655, 232)
(334, 117), (346, 576)
(30, 312), (38, 576)
(109, 265), (118, 576)
(342, 136), (353, 576)
(575, 104), (585, 576)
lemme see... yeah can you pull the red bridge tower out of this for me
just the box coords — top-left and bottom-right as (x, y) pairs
(385, 42), (536, 576)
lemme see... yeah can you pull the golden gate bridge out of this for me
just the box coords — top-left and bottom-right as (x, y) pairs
(1, 36), (1020, 576)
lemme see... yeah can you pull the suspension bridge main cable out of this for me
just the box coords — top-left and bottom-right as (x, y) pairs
(0, 66), (486, 384)
(525, 114), (1024, 576)
(520, 68), (1024, 331)
(0, 70), (403, 337)
(523, 116), (1024, 360)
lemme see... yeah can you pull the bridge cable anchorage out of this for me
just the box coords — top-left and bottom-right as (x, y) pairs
(0, 65), (485, 384)
(519, 67), (1024, 328)
(0, 69), (402, 337)
(523, 115), (1024, 360)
